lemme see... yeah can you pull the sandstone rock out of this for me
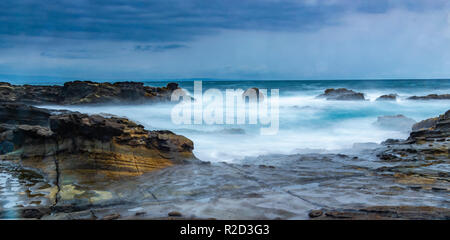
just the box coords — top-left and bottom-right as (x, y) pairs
(317, 88), (365, 100)
(0, 104), (195, 187)
(376, 110), (449, 184)
(376, 94), (398, 101)
(408, 94), (450, 100)
(0, 81), (181, 105)
(408, 110), (450, 142)
(373, 114), (416, 132)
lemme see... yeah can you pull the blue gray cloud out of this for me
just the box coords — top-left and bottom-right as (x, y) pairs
(1, 0), (447, 43)
(0, 0), (449, 80)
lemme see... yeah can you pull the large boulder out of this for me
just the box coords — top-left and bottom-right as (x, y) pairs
(408, 94), (450, 100)
(0, 81), (181, 105)
(0, 104), (195, 184)
(373, 114), (416, 132)
(317, 88), (365, 101)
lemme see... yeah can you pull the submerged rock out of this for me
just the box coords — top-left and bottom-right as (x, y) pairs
(0, 103), (195, 185)
(408, 94), (450, 100)
(376, 94), (398, 101)
(0, 81), (181, 105)
(373, 114), (416, 132)
(317, 88), (365, 100)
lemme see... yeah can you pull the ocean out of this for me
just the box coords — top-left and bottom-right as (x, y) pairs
(37, 79), (450, 163)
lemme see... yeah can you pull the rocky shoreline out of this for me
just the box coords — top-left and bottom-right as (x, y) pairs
(0, 81), (182, 105)
(0, 81), (448, 220)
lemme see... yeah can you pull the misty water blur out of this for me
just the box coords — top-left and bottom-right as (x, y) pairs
(41, 80), (450, 163)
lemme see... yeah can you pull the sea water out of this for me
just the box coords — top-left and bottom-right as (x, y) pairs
(38, 79), (450, 163)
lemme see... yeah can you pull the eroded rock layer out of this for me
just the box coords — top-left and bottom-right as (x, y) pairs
(0, 104), (195, 183)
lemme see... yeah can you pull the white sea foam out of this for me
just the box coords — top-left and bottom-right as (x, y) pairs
(40, 88), (449, 164)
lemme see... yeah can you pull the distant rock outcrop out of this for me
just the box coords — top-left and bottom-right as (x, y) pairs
(0, 81), (182, 105)
(317, 88), (365, 100)
(407, 94), (450, 100)
(376, 94), (398, 101)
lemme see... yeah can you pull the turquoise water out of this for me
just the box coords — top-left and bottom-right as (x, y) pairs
(36, 79), (450, 163)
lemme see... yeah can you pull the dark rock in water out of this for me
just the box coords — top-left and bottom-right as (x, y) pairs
(21, 207), (51, 219)
(317, 88), (365, 100)
(0, 103), (195, 188)
(408, 94), (450, 100)
(0, 81), (181, 105)
(373, 114), (416, 132)
(135, 211), (146, 216)
(168, 211), (182, 217)
(376, 94), (398, 101)
(243, 87), (264, 102)
(308, 210), (323, 218)
(312, 206), (450, 220)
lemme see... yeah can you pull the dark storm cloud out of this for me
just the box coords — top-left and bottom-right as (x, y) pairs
(1, 0), (446, 43)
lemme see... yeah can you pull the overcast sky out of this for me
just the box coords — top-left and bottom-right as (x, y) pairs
(1, 0), (450, 81)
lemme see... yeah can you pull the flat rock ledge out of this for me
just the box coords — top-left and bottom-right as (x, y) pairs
(309, 206), (450, 220)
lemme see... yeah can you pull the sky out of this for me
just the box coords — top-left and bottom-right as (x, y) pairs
(1, 0), (450, 81)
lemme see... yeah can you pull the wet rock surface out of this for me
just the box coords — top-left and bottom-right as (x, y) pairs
(311, 206), (450, 220)
(0, 103), (195, 212)
(0, 81), (181, 105)
(0, 105), (448, 220)
(317, 88), (365, 100)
